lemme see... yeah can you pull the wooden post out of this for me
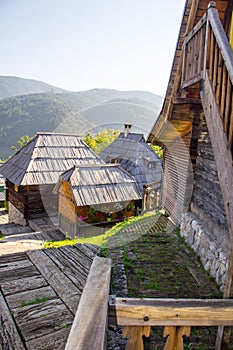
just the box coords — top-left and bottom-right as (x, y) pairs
(123, 326), (150, 350)
(65, 256), (111, 350)
(163, 326), (191, 350)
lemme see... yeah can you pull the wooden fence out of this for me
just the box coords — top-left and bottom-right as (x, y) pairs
(64, 257), (233, 350)
(109, 297), (233, 350)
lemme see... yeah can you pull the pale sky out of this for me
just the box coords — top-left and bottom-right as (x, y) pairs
(1, 0), (186, 96)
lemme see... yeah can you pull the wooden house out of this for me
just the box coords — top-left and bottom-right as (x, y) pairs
(148, 0), (233, 339)
(0, 133), (103, 225)
(55, 164), (142, 237)
(100, 124), (162, 211)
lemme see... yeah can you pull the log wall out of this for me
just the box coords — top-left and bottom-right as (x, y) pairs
(7, 181), (58, 221)
(191, 115), (229, 238)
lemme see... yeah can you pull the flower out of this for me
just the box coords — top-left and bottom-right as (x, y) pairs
(78, 215), (88, 221)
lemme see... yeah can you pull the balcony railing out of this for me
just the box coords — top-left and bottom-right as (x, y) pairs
(182, 1), (233, 153)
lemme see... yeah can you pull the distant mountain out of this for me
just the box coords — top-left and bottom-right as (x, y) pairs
(0, 76), (66, 99)
(0, 77), (163, 159)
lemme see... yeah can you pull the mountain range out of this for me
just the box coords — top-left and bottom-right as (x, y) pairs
(0, 76), (163, 159)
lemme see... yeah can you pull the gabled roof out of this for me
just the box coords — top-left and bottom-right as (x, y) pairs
(0, 133), (103, 186)
(58, 164), (142, 206)
(100, 132), (161, 192)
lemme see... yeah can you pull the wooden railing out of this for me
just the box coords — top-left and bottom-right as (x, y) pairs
(182, 1), (233, 154)
(64, 258), (233, 349)
(109, 297), (233, 350)
(182, 13), (207, 87)
(65, 256), (111, 350)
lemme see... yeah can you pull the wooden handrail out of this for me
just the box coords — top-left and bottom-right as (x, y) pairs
(208, 3), (233, 82)
(109, 297), (233, 350)
(182, 1), (233, 153)
(65, 256), (111, 350)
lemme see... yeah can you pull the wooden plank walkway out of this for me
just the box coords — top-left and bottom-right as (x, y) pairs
(0, 212), (64, 256)
(0, 243), (99, 350)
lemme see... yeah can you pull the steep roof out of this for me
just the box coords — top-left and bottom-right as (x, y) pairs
(59, 164), (141, 206)
(0, 133), (103, 186)
(100, 132), (161, 193)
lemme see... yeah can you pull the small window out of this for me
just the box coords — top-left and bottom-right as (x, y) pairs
(14, 184), (19, 192)
(110, 158), (118, 164)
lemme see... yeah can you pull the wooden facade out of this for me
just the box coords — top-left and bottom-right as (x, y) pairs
(148, 1), (233, 348)
(7, 180), (58, 220)
(56, 165), (141, 237)
(0, 133), (103, 224)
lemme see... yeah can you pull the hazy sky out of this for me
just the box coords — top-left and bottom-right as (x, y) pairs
(1, 0), (186, 96)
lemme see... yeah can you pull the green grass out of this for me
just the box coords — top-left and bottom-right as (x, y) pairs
(0, 231), (5, 240)
(20, 296), (50, 307)
(43, 213), (156, 249)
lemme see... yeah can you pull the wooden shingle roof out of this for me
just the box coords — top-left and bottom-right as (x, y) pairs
(100, 132), (161, 193)
(59, 164), (142, 206)
(0, 133), (103, 186)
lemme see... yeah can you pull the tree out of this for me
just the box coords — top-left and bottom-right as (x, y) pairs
(149, 144), (163, 159)
(83, 129), (120, 154)
(11, 135), (33, 153)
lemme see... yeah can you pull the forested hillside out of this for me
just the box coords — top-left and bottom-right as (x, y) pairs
(0, 77), (163, 159)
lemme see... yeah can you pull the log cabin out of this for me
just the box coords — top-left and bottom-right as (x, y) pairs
(100, 124), (162, 211)
(55, 164), (142, 238)
(148, 0), (233, 333)
(0, 133), (103, 225)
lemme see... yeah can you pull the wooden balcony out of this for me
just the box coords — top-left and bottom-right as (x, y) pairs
(182, 2), (233, 155)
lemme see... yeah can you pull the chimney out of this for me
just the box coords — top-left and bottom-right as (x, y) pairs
(124, 124), (132, 138)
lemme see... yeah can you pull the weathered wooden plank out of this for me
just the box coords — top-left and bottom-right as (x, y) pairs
(0, 259), (33, 273)
(26, 327), (71, 350)
(109, 298), (233, 326)
(0, 251), (28, 263)
(6, 285), (57, 309)
(81, 243), (99, 257)
(27, 249), (81, 314)
(44, 248), (88, 292)
(58, 245), (92, 273)
(201, 73), (233, 241)
(1, 275), (47, 296)
(65, 256), (111, 350)
(0, 290), (25, 350)
(0, 265), (40, 283)
(13, 298), (73, 342)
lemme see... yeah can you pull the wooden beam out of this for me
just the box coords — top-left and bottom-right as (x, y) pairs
(109, 298), (233, 327)
(123, 326), (150, 350)
(200, 73), (233, 243)
(163, 326), (191, 350)
(65, 256), (111, 350)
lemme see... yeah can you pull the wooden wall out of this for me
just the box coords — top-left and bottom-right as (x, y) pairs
(7, 181), (26, 216)
(26, 184), (58, 219)
(191, 115), (229, 238)
(58, 180), (77, 236)
(7, 181), (58, 220)
(161, 133), (193, 224)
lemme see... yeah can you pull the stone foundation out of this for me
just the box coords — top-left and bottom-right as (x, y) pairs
(180, 212), (229, 291)
(8, 202), (26, 226)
